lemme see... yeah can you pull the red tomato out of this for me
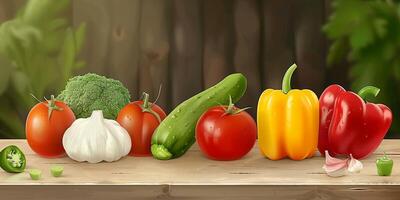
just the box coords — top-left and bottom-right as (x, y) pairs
(196, 105), (257, 161)
(117, 93), (166, 156)
(26, 96), (75, 158)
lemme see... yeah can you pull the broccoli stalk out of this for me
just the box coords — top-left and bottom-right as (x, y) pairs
(57, 73), (131, 119)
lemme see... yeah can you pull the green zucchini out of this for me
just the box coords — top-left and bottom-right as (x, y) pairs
(151, 73), (247, 160)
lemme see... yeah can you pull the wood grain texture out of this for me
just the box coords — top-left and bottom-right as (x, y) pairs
(170, 0), (203, 107)
(1, 185), (400, 200)
(0, 0), (24, 21)
(0, 140), (400, 199)
(202, 0), (234, 88)
(72, 0), (111, 75)
(0, 0), (12, 22)
(293, 0), (326, 95)
(233, 0), (261, 116)
(261, 0), (295, 89)
(0, 140), (399, 185)
(106, 0), (141, 99)
(138, 0), (171, 110)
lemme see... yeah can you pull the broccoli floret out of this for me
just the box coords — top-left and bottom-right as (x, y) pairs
(57, 73), (130, 119)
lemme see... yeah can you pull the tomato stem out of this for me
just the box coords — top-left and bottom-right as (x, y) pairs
(224, 96), (251, 115)
(142, 92), (150, 108)
(141, 92), (162, 123)
(46, 95), (63, 120)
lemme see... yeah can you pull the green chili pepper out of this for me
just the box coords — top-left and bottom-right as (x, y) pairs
(0, 145), (26, 173)
(376, 153), (393, 176)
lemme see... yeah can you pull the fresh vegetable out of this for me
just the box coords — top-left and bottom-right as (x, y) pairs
(318, 85), (392, 159)
(257, 64), (319, 160)
(117, 92), (167, 156)
(57, 73), (131, 119)
(62, 110), (131, 163)
(196, 97), (256, 161)
(29, 169), (42, 180)
(323, 151), (363, 177)
(51, 165), (64, 177)
(376, 153), (393, 176)
(0, 145), (26, 173)
(26, 95), (75, 158)
(151, 73), (247, 160)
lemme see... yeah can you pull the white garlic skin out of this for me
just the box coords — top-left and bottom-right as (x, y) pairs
(63, 110), (131, 163)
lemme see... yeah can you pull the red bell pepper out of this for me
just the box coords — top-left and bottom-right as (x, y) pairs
(318, 85), (392, 159)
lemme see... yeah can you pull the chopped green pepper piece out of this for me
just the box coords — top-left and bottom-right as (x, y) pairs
(376, 153), (393, 176)
(51, 166), (64, 177)
(29, 169), (42, 180)
(0, 145), (26, 173)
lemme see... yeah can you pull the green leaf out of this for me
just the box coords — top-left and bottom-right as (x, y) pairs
(373, 18), (387, 38)
(22, 0), (70, 26)
(10, 70), (31, 97)
(0, 0), (84, 138)
(0, 55), (12, 95)
(350, 22), (374, 50)
(74, 23), (86, 53)
(327, 39), (348, 66)
(58, 28), (76, 83)
(0, 98), (25, 138)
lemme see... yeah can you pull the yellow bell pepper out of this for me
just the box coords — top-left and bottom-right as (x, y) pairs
(257, 64), (319, 160)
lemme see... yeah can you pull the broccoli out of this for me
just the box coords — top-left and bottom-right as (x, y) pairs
(57, 73), (131, 119)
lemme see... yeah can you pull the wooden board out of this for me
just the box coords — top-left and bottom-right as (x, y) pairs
(1, 185), (400, 200)
(105, 0), (141, 99)
(1, 140), (400, 199)
(170, 0), (203, 107)
(202, 0), (234, 88)
(72, 0), (110, 76)
(293, 0), (326, 95)
(138, 0), (171, 110)
(260, 0), (295, 89)
(233, 0), (261, 117)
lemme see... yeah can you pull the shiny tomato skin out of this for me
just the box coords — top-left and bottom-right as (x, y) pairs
(196, 106), (257, 161)
(117, 101), (166, 156)
(26, 101), (75, 158)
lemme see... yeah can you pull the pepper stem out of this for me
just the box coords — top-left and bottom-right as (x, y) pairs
(383, 152), (389, 160)
(140, 92), (162, 123)
(357, 86), (380, 101)
(282, 64), (297, 94)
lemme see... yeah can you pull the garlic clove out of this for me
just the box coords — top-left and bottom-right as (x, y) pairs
(323, 151), (349, 177)
(324, 150), (347, 165)
(323, 165), (348, 177)
(347, 154), (363, 173)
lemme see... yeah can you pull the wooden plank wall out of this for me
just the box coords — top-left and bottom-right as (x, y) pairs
(0, 0), (349, 115)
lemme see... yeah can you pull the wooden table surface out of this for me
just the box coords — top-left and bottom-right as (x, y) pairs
(1, 139), (399, 200)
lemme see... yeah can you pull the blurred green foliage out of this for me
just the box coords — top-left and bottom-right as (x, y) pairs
(324, 0), (400, 137)
(0, 0), (86, 138)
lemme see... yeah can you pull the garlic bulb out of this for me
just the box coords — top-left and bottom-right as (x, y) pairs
(63, 110), (131, 163)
